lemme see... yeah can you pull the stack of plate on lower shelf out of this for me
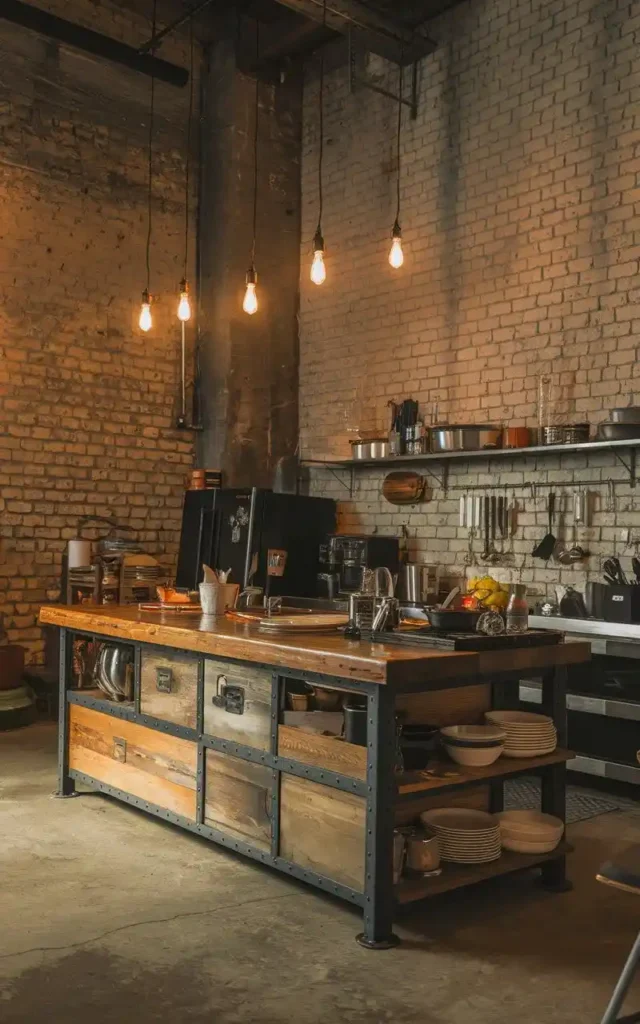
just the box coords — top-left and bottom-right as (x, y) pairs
(420, 808), (501, 864)
(484, 710), (557, 758)
(496, 810), (564, 854)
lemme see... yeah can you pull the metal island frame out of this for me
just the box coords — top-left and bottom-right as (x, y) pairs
(40, 605), (591, 949)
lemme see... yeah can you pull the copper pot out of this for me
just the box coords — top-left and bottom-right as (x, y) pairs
(503, 426), (531, 448)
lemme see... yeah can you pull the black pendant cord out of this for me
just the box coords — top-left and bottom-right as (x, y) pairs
(183, 17), (194, 279)
(314, 0), (326, 246)
(250, 19), (259, 268)
(394, 60), (403, 233)
(145, 0), (157, 293)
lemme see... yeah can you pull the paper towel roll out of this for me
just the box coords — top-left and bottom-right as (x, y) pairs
(68, 539), (92, 569)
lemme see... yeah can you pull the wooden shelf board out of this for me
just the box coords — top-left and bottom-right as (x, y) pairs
(396, 841), (573, 903)
(397, 749), (574, 797)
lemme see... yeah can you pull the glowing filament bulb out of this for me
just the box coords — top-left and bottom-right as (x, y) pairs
(310, 228), (326, 285)
(177, 279), (191, 322)
(389, 222), (404, 269)
(139, 290), (152, 332)
(243, 266), (258, 315)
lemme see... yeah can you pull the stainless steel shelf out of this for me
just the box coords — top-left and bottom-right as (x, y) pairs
(303, 437), (640, 479)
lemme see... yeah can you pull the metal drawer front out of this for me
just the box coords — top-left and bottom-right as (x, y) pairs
(568, 755), (640, 785)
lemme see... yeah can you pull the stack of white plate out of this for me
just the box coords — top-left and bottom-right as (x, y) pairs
(484, 710), (557, 758)
(420, 808), (502, 864)
(496, 810), (564, 854)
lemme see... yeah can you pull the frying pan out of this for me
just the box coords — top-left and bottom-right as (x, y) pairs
(426, 608), (482, 632)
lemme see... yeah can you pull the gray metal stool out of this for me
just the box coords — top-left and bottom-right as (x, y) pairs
(597, 855), (640, 1024)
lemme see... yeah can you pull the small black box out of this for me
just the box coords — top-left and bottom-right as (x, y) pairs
(602, 584), (640, 624)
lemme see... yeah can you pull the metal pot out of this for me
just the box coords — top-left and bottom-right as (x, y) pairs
(397, 564), (439, 605)
(350, 439), (389, 460)
(611, 408), (640, 424)
(403, 829), (441, 876)
(429, 425), (502, 452)
(597, 423), (640, 441)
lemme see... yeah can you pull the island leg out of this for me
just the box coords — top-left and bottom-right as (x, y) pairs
(356, 685), (399, 950)
(55, 628), (76, 798)
(539, 666), (571, 892)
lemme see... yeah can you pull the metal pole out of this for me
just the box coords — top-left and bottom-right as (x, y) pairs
(600, 931), (640, 1024)
(178, 320), (187, 427)
(55, 628), (76, 798)
(357, 684), (399, 949)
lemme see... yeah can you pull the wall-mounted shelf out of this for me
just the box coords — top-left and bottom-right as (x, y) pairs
(303, 437), (640, 488)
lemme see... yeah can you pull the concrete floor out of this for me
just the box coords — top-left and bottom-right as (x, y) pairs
(1, 725), (640, 1023)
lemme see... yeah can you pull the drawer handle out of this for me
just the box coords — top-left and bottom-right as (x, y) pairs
(212, 675), (245, 715)
(156, 667), (173, 693)
(113, 737), (127, 762)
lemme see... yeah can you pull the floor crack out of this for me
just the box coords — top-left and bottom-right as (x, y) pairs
(0, 891), (307, 963)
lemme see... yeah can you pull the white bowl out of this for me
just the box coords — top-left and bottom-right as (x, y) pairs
(501, 835), (562, 854)
(440, 724), (507, 745)
(443, 742), (504, 768)
(497, 810), (564, 838)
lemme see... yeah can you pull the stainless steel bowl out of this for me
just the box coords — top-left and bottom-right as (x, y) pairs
(349, 439), (389, 460)
(430, 425), (502, 452)
(611, 408), (640, 424)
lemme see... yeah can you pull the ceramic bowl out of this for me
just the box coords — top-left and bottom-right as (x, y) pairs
(443, 742), (504, 767)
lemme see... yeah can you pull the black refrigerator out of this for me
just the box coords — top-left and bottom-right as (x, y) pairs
(175, 488), (336, 597)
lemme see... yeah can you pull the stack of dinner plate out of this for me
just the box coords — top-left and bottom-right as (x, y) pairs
(419, 808), (502, 864)
(484, 710), (557, 758)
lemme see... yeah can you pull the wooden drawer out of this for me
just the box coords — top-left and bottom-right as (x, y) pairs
(278, 724), (367, 781)
(140, 649), (198, 730)
(69, 704), (197, 820)
(204, 749), (272, 851)
(279, 775), (365, 891)
(203, 658), (272, 751)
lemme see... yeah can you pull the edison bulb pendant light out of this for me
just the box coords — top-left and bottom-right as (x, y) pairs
(139, 289), (152, 331)
(310, 227), (326, 285)
(389, 220), (404, 269)
(243, 266), (258, 315)
(177, 278), (192, 322)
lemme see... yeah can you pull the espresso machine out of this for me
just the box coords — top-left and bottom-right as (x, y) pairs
(318, 534), (400, 598)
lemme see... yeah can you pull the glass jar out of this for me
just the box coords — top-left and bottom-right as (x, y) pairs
(506, 583), (528, 633)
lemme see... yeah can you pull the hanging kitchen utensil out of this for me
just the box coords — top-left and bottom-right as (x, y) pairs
(603, 556), (628, 586)
(532, 491), (556, 560)
(382, 471), (425, 505)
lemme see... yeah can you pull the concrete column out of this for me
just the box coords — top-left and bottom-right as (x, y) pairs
(197, 30), (301, 488)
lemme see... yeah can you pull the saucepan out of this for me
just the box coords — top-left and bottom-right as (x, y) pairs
(430, 425), (502, 452)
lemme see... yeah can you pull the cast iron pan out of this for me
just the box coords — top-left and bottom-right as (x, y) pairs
(426, 608), (482, 632)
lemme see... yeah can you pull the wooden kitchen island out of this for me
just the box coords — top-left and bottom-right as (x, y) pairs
(40, 605), (590, 948)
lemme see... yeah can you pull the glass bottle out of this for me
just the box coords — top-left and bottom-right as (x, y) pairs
(506, 583), (529, 633)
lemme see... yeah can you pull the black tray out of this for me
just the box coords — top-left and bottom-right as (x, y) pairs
(371, 628), (563, 651)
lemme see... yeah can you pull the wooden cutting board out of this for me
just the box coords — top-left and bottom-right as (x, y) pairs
(228, 611), (348, 631)
(382, 471), (426, 505)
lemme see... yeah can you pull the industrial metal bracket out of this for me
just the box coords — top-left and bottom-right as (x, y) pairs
(348, 31), (418, 120)
(612, 446), (636, 488)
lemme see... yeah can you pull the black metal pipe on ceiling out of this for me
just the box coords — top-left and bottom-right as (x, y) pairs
(1, 0), (189, 88)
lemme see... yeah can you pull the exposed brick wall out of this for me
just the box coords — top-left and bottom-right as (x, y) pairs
(0, 1), (196, 662)
(300, 0), (640, 599)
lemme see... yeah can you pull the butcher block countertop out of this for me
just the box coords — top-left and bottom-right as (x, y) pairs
(39, 605), (590, 687)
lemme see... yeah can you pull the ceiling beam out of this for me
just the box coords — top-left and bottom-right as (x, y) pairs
(269, 0), (436, 65)
(1, 0), (189, 87)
